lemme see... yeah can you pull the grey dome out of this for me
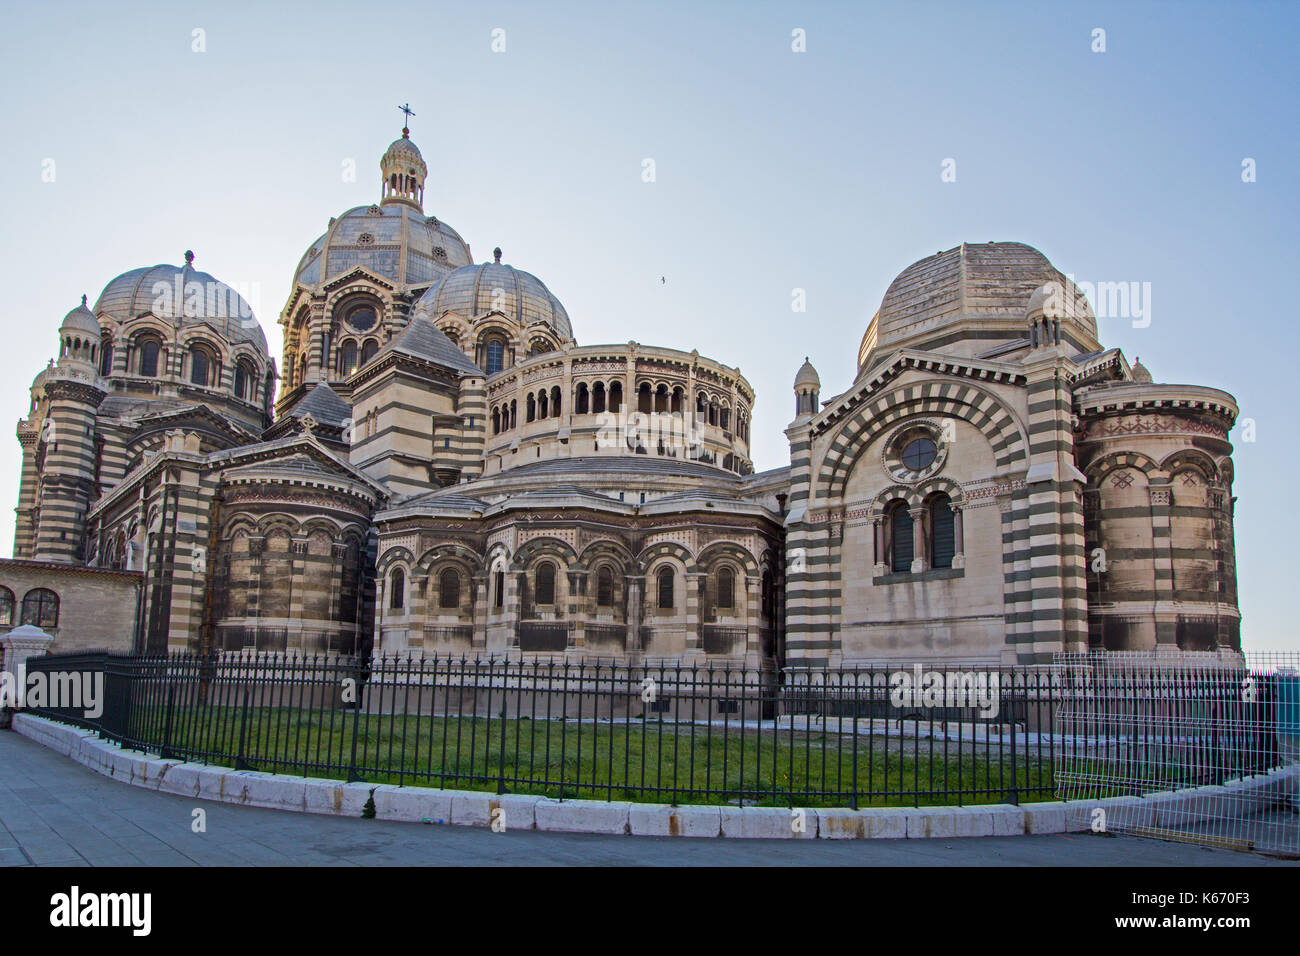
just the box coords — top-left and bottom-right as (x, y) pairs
(794, 356), (820, 389)
(415, 260), (573, 342)
(94, 259), (267, 354)
(383, 134), (425, 168)
(294, 203), (471, 290)
(61, 296), (102, 338)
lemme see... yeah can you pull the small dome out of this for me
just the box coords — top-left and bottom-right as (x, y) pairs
(94, 256), (267, 354)
(794, 356), (820, 389)
(415, 258), (574, 342)
(383, 133), (425, 168)
(293, 204), (471, 290)
(1131, 357), (1152, 384)
(60, 295), (102, 338)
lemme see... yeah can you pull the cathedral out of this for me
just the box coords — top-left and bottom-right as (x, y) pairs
(4, 124), (1243, 669)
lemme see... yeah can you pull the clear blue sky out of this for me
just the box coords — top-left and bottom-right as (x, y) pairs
(1, 1), (1295, 650)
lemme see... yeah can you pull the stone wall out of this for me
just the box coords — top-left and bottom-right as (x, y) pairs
(0, 558), (142, 660)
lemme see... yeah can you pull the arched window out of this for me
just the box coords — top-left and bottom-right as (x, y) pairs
(486, 339), (505, 375)
(492, 407), (501, 435)
(551, 385), (562, 417)
(360, 339), (379, 366)
(576, 383), (590, 414)
(99, 340), (114, 377)
(535, 562), (556, 605)
(509, 400), (517, 429)
(592, 382), (606, 414)
(21, 588), (59, 628)
(716, 567), (735, 610)
(609, 381), (622, 412)
(189, 346), (210, 386)
(657, 567), (675, 609)
(929, 494), (956, 569)
(389, 568), (405, 611)
(538, 390), (548, 418)
(526, 394), (536, 423)
(888, 501), (914, 573)
(671, 387), (683, 413)
(233, 361), (254, 401)
(654, 384), (668, 412)
(0, 586), (13, 626)
(439, 568), (461, 609)
(596, 567), (614, 607)
(138, 338), (161, 377)
(638, 383), (652, 413)
(338, 340), (358, 376)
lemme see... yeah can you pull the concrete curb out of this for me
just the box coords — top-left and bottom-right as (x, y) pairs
(11, 713), (1281, 841)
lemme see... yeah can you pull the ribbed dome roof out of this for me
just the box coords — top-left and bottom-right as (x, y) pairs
(61, 296), (102, 338)
(383, 134), (425, 167)
(94, 257), (267, 354)
(293, 204), (471, 290)
(794, 356), (820, 389)
(858, 241), (1098, 374)
(415, 258), (573, 342)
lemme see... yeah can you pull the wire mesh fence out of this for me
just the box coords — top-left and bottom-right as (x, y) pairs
(1054, 650), (1299, 855)
(17, 652), (1060, 809)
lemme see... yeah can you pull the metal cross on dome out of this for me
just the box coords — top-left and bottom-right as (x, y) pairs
(398, 102), (415, 129)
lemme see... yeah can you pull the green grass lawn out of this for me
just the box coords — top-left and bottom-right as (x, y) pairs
(123, 705), (1059, 808)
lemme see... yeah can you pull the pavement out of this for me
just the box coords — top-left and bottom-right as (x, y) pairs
(0, 730), (1293, 866)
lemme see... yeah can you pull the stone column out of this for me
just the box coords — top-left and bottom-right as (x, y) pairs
(2, 625), (55, 711)
(910, 507), (926, 574)
(625, 575), (643, 661)
(471, 571), (488, 650)
(952, 505), (966, 569)
(872, 517), (885, 576)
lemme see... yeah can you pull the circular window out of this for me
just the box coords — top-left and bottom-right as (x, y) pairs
(347, 306), (377, 332)
(902, 437), (937, 471)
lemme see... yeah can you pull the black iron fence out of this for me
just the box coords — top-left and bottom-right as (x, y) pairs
(17, 652), (1075, 808)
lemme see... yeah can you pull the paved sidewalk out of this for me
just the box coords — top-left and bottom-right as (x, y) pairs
(0, 731), (1291, 866)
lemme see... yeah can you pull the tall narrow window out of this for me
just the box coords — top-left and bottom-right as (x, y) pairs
(609, 381), (622, 412)
(100, 341), (113, 377)
(486, 339), (504, 375)
(526, 394), (536, 423)
(494, 570), (505, 608)
(360, 339), (379, 366)
(536, 562), (556, 605)
(0, 586), (13, 626)
(657, 567), (675, 609)
(139, 339), (160, 377)
(439, 568), (461, 608)
(716, 567), (735, 610)
(339, 341), (358, 376)
(889, 502), (914, 573)
(929, 494), (955, 569)
(576, 383), (589, 414)
(596, 567), (614, 607)
(21, 588), (59, 628)
(189, 347), (210, 386)
(389, 568), (405, 610)
(233, 362), (250, 400)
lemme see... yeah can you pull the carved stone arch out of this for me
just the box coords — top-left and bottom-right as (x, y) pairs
(692, 540), (759, 576)
(511, 536), (579, 571)
(1160, 449), (1219, 484)
(1085, 450), (1163, 483)
(577, 538), (635, 574)
(376, 545), (415, 576)
(178, 329), (231, 364)
(819, 380), (1028, 501)
(913, 475), (964, 506)
(870, 484), (923, 518)
(415, 542), (484, 575)
(636, 540), (694, 576)
(485, 542), (512, 574)
(256, 513), (301, 537)
(300, 516), (346, 538)
(219, 514), (261, 540)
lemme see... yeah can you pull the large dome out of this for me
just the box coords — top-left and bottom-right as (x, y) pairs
(94, 256), (267, 354)
(857, 241), (1098, 374)
(293, 203), (471, 290)
(414, 257), (573, 342)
